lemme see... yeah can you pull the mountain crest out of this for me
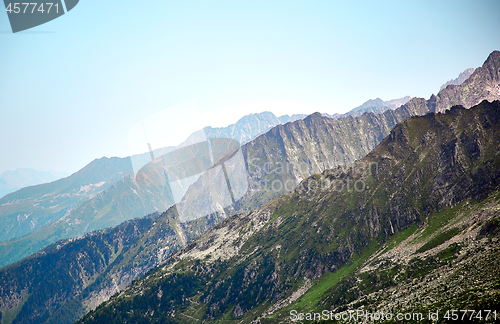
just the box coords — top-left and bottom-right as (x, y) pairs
(75, 100), (500, 324)
(434, 50), (500, 112)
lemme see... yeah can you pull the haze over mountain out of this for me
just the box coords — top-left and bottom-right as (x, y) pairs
(76, 99), (500, 323)
(0, 53), (498, 323)
(0, 51), (498, 324)
(0, 169), (67, 200)
(189, 112), (307, 146)
(10, 45), (499, 265)
(0, 157), (134, 243)
(0, 112), (306, 267)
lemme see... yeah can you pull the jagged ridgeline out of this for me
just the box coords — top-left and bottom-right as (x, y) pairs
(177, 50), (500, 220)
(1, 50), (499, 324)
(76, 100), (500, 323)
(0, 112), (306, 269)
(1, 50), (497, 265)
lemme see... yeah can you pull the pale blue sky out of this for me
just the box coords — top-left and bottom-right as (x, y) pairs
(1, 0), (499, 175)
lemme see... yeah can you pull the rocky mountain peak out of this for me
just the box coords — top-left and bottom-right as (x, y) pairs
(435, 50), (500, 113)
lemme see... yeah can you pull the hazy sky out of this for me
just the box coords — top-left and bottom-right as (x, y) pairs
(1, 0), (499, 175)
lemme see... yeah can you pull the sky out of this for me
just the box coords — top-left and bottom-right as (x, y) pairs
(1, 0), (499, 175)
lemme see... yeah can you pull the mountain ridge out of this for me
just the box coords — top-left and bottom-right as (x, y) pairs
(433, 50), (500, 113)
(75, 99), (500, 324)
(0, 156), (134, 243)
(0, 111), (307, 267)
(0, 168), (67, 199)
(322, 95), (412, 120)
(440, 67), (475, 91)
(177, 96), (434, 222)
(1, 50), (499, 324)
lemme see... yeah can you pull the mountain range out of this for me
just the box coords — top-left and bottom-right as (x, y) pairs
(322, 96), (412, 119)
(0, 101), (415, 267)
(178, 98), (432, 222)
(76, 99), (500, 323)
(179, 50), (500, 222)
(0, 112), (306, 267)
(0, 50), (499, 324)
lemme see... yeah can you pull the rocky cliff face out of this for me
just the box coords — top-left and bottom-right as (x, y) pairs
(178, 96), (434, 221)
(435, 51), (500, 113)
(75, 100), (500, 324)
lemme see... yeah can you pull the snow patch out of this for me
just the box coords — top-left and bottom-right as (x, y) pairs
(17, 212), (32, 222)
(79, 181), (106, 194)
